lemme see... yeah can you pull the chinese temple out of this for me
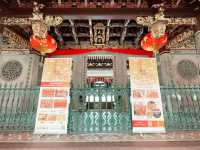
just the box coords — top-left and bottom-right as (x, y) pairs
(0, 0), (200, 149)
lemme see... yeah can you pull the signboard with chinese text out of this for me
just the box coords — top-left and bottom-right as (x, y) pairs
(129, 57), (165, 133)
(34, 58), (72, 134)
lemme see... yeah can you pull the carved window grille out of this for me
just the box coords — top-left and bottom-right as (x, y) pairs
(177, 60), (198, 80)
(1, 60), (23, 81)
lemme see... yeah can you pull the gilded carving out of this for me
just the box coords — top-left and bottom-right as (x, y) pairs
(1, 27), (29, 49)
(166, 30), (195, 49)
(0, 2), (63, 27)
(136, 7), (197, 27)
(0, 16), (63, 26)
(93, 23), (106, 46)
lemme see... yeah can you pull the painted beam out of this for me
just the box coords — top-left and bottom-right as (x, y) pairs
(0, 8), (198, 19)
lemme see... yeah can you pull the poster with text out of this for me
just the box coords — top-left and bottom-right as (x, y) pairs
(129, 57), (165, 133)
(34, 58), (72, 134)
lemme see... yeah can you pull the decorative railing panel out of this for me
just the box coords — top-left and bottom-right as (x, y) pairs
(0, 86), (200, 132)
(0, 87), (39, 131)
(161, 86), (200, 131)
(68, 111), (131, 134)
(68, 87), (132, 134)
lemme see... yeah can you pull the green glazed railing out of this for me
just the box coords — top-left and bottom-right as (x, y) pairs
(68, 87), (132, 134)
(161, 86), (200, 131)
(0, 87), (40, 131)
(0, 86), (200, 132)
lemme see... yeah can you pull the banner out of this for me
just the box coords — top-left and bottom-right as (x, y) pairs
(129, 57), (165, 133)
(48, 48), (153, 57)
(34, 58), (72, 134)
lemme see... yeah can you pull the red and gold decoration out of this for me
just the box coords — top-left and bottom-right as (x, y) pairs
(141, 32), (168, 52)
(30, 34), (57, 55)
(30, 2), (57, 55)
(141, 7), (168, 53)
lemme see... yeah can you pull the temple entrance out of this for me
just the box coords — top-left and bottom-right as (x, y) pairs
(68, 85), (132, 134)
(68, 55), (131, 134)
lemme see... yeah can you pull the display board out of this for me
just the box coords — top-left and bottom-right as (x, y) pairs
(34, 58), (72, 134)
(129, 57), (165, 133)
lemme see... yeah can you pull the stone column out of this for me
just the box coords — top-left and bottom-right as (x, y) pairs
(0, 25), (3, 46)
(71, 56), (87, 110)
(113, 55), (129, 111)
(195, 16), (200, 52)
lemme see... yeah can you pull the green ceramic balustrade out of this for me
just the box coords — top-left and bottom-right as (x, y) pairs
(0, 87), (40, 131)
(0, 86), (200, 132)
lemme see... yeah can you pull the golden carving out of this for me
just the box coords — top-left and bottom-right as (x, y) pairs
(0, 17), (31, 25)
(0, 16), (63, 26)
(150, 21), (167, 38)
(0, 27), (29, 49)
(136, 7), (197, 27)
(137, 16), (197, 26)
(0, 2), (63, 27)
(166, 30), (194, 49)
(93, 23), (106, 46)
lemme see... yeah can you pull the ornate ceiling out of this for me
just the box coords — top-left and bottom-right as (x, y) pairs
(0, 0), (199, 50)
(1, 0), (200, 10)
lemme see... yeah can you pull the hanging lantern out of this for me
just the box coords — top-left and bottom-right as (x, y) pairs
(30, 34), (57, 55)
(141, 32), (168, 52)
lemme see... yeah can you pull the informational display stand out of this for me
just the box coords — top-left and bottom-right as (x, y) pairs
(34, 58), (72, 134)
(129, 57), (165, 133)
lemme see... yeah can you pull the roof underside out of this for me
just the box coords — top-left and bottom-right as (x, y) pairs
(0, 0), (199, 50)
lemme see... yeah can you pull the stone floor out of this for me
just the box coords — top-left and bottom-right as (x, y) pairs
(0, 132), (200, 149)
(0, 141), (200, 150)
(0, 131), (200, 142)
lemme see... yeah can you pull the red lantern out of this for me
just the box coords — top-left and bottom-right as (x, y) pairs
(141, 32), (168, 53)
(30, 34), (57, 54)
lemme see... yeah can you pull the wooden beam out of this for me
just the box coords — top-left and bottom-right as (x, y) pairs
(54, 27), (64, 46)
(135, 28), (143, 48)
(17, 0), (21, 6)
(176, 0), (182, 6)
(89, 19), (93, 45)
(106, 19), (111, 45)
(0, 0), (9, 10)
(137, 0), (141, 8)
(69, 19), (78, 44)
(0, 8), (198, 18)
(120, 20), (130, 45)
(58, 0), (62, 5)
(84, 0), (88, 7)
(110, 0), (114, 6)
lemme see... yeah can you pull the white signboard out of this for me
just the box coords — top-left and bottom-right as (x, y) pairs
(129, 57), (165, 133)
(34, 58), (72, 134)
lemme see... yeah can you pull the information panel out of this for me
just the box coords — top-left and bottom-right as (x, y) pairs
(129, 57), (165, 133)
(34, 58), (72, 134)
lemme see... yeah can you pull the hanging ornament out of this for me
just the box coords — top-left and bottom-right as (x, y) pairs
(29, 2), (57, 55)
(141, 7), (168, 52)
(141, 32), (168, 52)
(30, 34), (57, 55)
